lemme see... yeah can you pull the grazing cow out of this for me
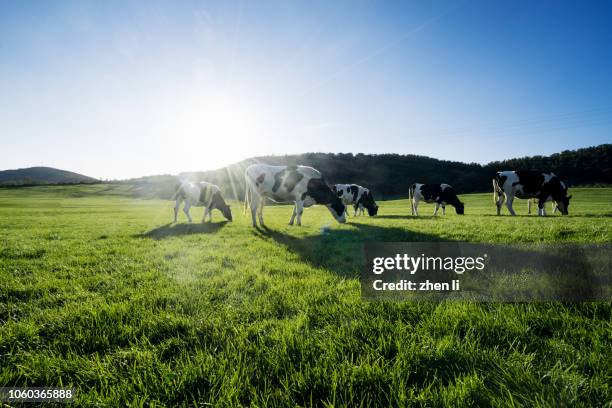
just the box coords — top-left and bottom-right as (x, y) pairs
(409, 183), (465, 216)
(173, 181), (232, 223)
(332, 184), (379, 216)
(244, 164), (346, 227)
(493, 171), (571, 216)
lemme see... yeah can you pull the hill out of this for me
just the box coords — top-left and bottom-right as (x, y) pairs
(0, 166), (98, 186)
(124, 143), (611, 200)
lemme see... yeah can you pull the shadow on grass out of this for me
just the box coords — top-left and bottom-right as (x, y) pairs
(480, 214), (539, 218)
(254, 225), (604, 300)
(480, 213), (612, 218)
(252, 223), (444, 278)
(569, 213), (612, 218)
(138, 221), (228, 239)
(374, 214), (438, 220)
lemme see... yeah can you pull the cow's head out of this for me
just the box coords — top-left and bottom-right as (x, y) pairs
(220, 204), (233, 221)
(556, 195), (572, 215)
(454, 201), (465, 215)
(552, 180), (571, 215)
(306, 178), (346, 223)
(366, 204), (379, 216)
(212, 192), (233, 221)
(361, 192), (379, 216)
(327, 200), (347, 223)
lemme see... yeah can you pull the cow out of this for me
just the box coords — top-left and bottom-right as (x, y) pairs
(173, 181), (233, 223)
(244, 164), (346, 227)
(493, 171), (571, 216)
(332, 184), (379, 216)
(409, 183), (465, 216)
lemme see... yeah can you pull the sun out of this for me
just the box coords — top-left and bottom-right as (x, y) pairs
(206, 96), (256, 139)
(169, 91), (270, 169)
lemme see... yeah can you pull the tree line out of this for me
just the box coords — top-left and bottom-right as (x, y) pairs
(122, 143), (610, 200)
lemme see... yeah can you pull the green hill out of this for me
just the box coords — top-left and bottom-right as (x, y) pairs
(0, 166), (98, 186)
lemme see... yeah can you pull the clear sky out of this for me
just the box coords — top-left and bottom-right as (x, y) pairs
(1, 0), (610, 179)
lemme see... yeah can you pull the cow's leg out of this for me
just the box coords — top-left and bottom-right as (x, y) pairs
(353, 204), (358, 216)
(552, 201), (558, 214)
(433, 203), (440, 216)
(183, 202), (193, 222)
(537, 197), (547, 216)
(249, 194), (259, 227)
(202, 206), (211, 223)
(295, 200), (305, 226)
(505, 195), (516, 216)
(413, 197), (419, 216)
(173, 198), (182, 223)
(528, 199), (532, 214)
(257, 197), (265, 226)
(495, 193), (505, 215)
(289, 204), (297, 225)
(442, 204), (446, 215)
(538, 205), (544, 217)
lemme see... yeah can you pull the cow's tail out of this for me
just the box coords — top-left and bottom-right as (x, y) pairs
(170, 180), (185, 201)
(171, 182), (185, 222)
(492, 176), (500, 204)
(243, 174), (251, 215)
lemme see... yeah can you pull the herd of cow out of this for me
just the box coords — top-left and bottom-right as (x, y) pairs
(173, 164), (572, 226)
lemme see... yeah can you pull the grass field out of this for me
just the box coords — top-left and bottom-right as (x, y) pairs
(1, 185), (611, 407)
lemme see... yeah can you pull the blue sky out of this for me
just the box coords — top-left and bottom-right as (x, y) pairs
(1, 0), (610, 179)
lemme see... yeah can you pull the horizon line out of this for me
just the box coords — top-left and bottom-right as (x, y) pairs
(2, 142), (608, 181)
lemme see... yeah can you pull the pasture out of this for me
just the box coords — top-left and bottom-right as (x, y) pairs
(1, 185), (611, 406)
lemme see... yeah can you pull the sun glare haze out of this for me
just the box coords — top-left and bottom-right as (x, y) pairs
(0, 0), (610, 179)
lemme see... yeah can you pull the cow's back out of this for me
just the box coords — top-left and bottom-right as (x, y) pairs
(177, 181), (200, 203)
(335, 184), (369, 204)
(197, 181), (221, 204)
(246, 164), (323, 202)
(419, 184), (442, 201)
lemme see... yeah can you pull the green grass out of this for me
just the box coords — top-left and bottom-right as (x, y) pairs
(0, 185), (611, 407)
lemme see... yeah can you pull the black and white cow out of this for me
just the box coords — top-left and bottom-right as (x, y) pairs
(173, 181), (233, 223)
(332, 184), (379, 216)
(409, 183), (465, 216)
(493, 171), (571, 216)
(244, 164), (346, 227)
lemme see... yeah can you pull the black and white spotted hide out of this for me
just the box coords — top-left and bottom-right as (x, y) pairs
(409, 183), (465, 216)
(244, 164), (346, 227)
(493, 170), (571, 216)
(332, 184), (379, 216)
(173, 181), (232, 223)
